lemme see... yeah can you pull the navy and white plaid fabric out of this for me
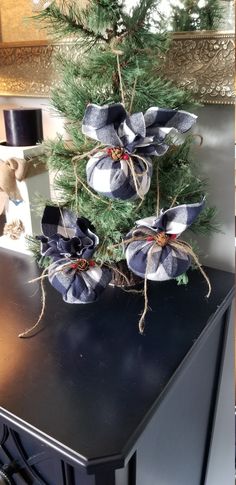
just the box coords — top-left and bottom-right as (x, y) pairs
(86, 151), (152, 200)
(37, 206), (99, 261)
(82, 103), (197, 200)
(82, 103), (197, 156)
(48, 259), (111, 304)
(125, 200), (205, 281)
(37, 206), (111, 303)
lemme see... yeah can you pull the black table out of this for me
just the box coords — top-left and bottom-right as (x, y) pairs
(0, 249), (234, 485)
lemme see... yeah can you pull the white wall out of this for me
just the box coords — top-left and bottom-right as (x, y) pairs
(192, 105), (235, 273)
(0, 98), (234, 273)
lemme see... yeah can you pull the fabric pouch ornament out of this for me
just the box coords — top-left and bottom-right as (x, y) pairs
(37, 206), (111, 304)
(125, 200), (205, 281)
(48, 258), (111, 304)
(82, 103), (197, 201)
(86, 149), (152, 201)
(19, 206), (112, 338)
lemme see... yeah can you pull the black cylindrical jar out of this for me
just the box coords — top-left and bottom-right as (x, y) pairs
(3, 108), (43, 147)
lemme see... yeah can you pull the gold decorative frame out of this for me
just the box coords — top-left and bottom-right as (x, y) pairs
(0, 31), (234, 104)
(163, 31), (235, 105)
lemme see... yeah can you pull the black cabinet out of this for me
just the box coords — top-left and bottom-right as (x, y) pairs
(0, 250), (234, 484)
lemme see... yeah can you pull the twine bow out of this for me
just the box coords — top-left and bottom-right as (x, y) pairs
(0, 158), (29, 214)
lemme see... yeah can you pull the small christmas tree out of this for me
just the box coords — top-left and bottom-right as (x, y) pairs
(171, 0), (223, 31)
(27, 0), (217, 335)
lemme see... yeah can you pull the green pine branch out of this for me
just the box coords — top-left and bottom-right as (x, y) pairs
(171, 0), (223, 31)
(31, 0), (218, 270)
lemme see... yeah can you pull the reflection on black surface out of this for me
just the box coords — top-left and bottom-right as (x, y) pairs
(0, 249), (234, 460)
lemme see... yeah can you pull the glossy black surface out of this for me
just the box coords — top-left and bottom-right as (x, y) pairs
(0, 249), (234, 464)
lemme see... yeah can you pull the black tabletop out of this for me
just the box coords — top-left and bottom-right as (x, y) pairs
(0, 249), (234, 468)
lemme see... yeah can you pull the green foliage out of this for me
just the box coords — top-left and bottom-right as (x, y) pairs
(171, 0), (223, 32)
(33, 0), (217, 271)
(26, 236), (52, 269)
(176, 273), (189, 285)
(34, 0), (124, 42)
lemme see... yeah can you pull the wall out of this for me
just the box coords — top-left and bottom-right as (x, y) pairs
(0, 98), (234, 273)
(0, 0), (89, 42)
(192, 105), (235, 273)
(0, 0), (46, 42)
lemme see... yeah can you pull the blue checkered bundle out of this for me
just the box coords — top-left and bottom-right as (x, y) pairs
(37, 206), (111, 304)
(82, 103), (197, 200)
(48, 260), (111, 304)
(125, 200), (205, 281)
(86, 151), (152, 200)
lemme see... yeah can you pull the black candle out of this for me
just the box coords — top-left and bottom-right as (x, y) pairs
(3, 108), (43, 147)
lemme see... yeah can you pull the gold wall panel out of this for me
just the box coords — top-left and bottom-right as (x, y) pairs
(0, 0), (46, 42)
(163, 31), (235, 105)
(0, 32), (234, 104)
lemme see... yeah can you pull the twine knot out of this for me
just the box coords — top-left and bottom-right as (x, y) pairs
(106, 147), (129, 161)
(70, 259), (95, 271)
(147, 232), (170, 247)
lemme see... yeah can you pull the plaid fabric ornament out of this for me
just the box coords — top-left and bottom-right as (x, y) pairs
(86, 150), (152, 200)
(125, 200), (205, 281)
(82, 103), (197, 200)
(37, 206), (111, 304)
(48, 259), (111, 304)
(37, 206), (99, 262)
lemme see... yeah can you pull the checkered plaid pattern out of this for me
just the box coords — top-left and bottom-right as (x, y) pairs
(86, 152), (152, 200)
(125, 200), (205, 281)
(37, 206), (99, 261)
(48, 259), (112, 304)
(37, 206), (111, 303)
(82, 103), (197, 157)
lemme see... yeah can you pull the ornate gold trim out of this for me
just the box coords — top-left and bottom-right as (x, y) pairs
(163, 31), (235, 105)
(0, 32), (235, 104)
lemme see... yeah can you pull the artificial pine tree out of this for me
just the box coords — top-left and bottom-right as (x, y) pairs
(171, 0), (223, 31)
(28, 0), (217, 334)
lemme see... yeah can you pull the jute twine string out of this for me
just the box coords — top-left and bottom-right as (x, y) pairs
(18, 267), (49, 338)
(137, 246), (155, 334)
(156, 165), (160, 216)
(72, 158), (110, 205)
(116, 53), (125, 107)
(18, 259), (130, 338)
(18, 257), (76, 338)
(169, 239), (211, 298)
(71, 145), (104, 165)
(126, 154), (149, 200)
(72, 144), (111, 206)
(129, 75), (138, 114)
